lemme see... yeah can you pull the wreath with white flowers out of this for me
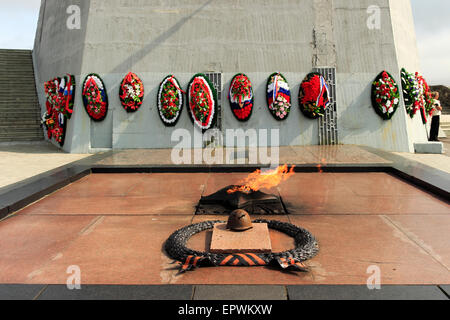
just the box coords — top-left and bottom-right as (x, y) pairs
(42, 75), (75, 147)
(187, 74), (217, 130)
(267, 73), (291, 121)
(119, 72), (144, 113)
(401, 68), (420, 118)
(299, 72), (331, 119)
(158, 75), (184, 126)
(371, 70), (400, 120)
(82, 74), (108, 121)
(229, 73), (254, 122)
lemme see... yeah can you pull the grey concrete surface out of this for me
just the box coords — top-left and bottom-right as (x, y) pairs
(0, 141), (89, 188)
(0, 284), (46, 300)
(414, 142), (444, 154)
(37, 285), (194, 300)
(287, 285), (449, 300)
(193, 285), (287, 300)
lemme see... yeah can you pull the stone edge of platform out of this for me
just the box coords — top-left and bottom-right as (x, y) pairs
(0, 284), (449, 300)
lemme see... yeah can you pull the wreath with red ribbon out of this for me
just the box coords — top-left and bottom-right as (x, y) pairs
(42, 75), (75, 147)
(299, 72), (330, 119)
(229, 73), (254, 122)
(267, 73), (291, 121)
(415, 73), (435, 124)
(119, 72), (144, 113)
(371, 71), (400, 120)
(158, 75), (184, 126)
(82, 74), (108, 121)
(187, 74), (217, 130)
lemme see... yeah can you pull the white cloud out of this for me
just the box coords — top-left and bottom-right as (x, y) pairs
(0, 0), (40, 49)
(411, 0), (450, 85)
(417, 30), (450, 85)
(0, 0), (41, 11)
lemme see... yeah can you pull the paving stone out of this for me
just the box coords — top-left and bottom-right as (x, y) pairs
(37, 285), (193, 300)
(193, 285), (287, 300)
(287, 285), (448, 300)
(0, 284), (46, 300)
(210, 223), (272, 254)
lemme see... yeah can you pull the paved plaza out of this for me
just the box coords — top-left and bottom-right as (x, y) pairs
(0, 142), (448, 299)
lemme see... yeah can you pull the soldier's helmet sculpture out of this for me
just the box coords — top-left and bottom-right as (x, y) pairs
(226, 209), (253, 232)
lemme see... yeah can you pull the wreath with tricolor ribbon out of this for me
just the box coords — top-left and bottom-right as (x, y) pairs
(371, 70), (400, 120)
(229, 73), (254, 122)
(119, 72), (144, 113)
(42, 74), (75, 147)
(187, 74), (217, 130)
(267, 73), (291, 121)
(158, 75), (184, 126)
(299, 72), (330, 119)
(82, 73), (108, 121)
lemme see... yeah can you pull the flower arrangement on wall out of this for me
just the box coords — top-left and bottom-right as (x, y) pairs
(229, 73), (254, 122)
(158, 75), (184, 126)
(267, 73), (291, 121)
(400, 68), (421, 118)
(371, 71), (400, 120)
(187, 73), (217, 130)
(82, 73), (108, 121)
(42, 75), (75, 147)
(299, 72), (330, 119)
(119, 72), (144, 113)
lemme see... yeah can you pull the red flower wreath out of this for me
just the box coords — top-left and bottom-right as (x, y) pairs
(82, 74), (108, 121)
(120, 72), (144, 113)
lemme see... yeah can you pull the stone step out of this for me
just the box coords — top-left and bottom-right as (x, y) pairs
(0, 136), (43, 142)
(0, 75), (36, 80)
(0, 121), (41, 127)
(0, 105), (40, 111)
(0, 79), (36, 83)
(0, 106), (40, 112)
(0, 115), (41, 122)
(0, 114), (41, 121)
(0, 137), (44, 143)
(0, 127), (43, 137)
(0, 70), (34, 75)
(0, 99), (40, 105)
(0, 70), (35, 73)
(0, 94), (39, 98)
(0, 116), (41, 122)
(0, 49), (42, 142)
(0, 96), (39, 101)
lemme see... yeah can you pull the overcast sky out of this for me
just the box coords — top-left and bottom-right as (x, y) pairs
(0, 0), (448, 85)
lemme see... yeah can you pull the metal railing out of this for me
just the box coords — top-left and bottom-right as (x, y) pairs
(313, 67), (338, 145)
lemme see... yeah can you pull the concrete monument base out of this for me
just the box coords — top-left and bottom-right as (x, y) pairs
(414, 142), (444, 154)
(210, 223), (272, 254)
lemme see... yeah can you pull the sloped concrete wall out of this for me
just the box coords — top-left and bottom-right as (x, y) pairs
(33, 0), (424, 153)
(32, 0), (91, 152)
(389, 0), (429, 147)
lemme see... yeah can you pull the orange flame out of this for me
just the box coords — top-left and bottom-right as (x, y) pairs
(227, 164), (296, 194)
